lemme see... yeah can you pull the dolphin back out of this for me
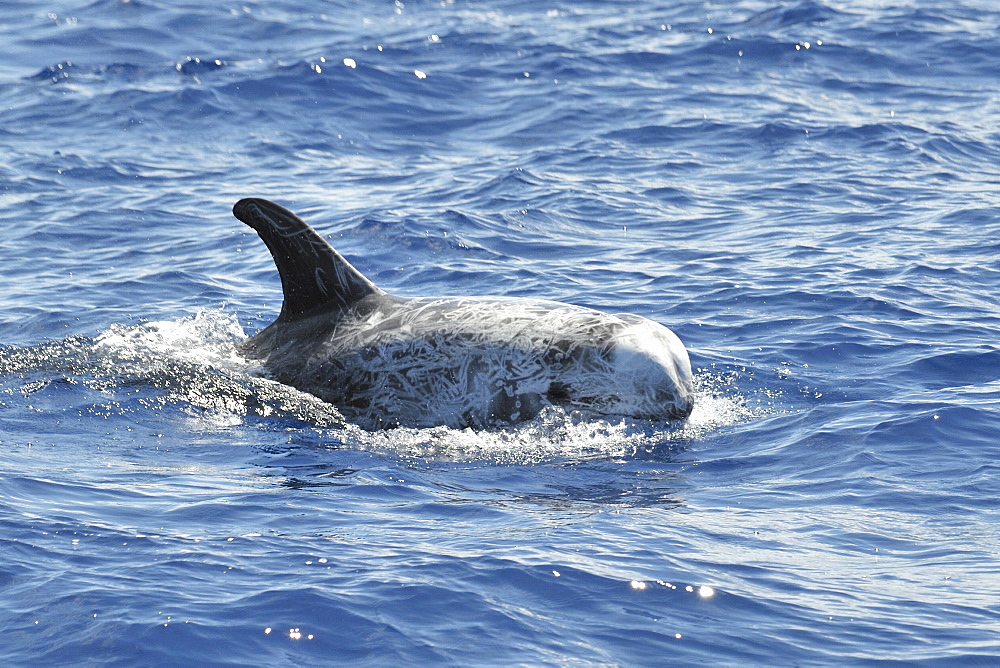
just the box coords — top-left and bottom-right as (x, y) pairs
(234, 198), (383, 321)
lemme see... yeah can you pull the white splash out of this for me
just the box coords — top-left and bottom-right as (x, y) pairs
(94, 309), (247, 370)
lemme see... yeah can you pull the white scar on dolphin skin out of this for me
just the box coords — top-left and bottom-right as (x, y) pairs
(233, 198), (694, 430)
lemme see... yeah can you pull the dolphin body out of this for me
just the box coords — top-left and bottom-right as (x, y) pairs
(233, 198), (694, 429)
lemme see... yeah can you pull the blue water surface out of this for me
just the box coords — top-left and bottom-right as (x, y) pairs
(1, 0), (999, 664)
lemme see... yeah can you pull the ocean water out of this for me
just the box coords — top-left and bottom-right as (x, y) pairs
(1, 0), (999, 664)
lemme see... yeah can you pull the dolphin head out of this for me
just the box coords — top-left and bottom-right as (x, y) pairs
(605, 317), (694, 420)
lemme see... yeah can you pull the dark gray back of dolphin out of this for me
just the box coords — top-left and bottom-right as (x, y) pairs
(233, 198), (383, 321)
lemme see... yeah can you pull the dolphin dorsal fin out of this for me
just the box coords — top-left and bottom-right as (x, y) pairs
(233, 198), (383, 320)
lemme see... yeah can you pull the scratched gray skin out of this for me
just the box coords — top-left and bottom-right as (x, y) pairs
(234, 198), (694, 430)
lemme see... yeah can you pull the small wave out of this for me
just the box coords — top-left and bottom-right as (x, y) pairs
(742, 1), (843, 29)
(28, 57), (231, 89)
(338, 408), (674, 465)
(174, 56), (228, 76)
(29, 60), (76, 83)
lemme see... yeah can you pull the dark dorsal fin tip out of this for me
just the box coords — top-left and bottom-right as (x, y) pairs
(233, 198), (382, 320)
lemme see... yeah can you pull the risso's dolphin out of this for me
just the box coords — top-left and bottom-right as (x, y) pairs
(233, 198), (694, 429)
